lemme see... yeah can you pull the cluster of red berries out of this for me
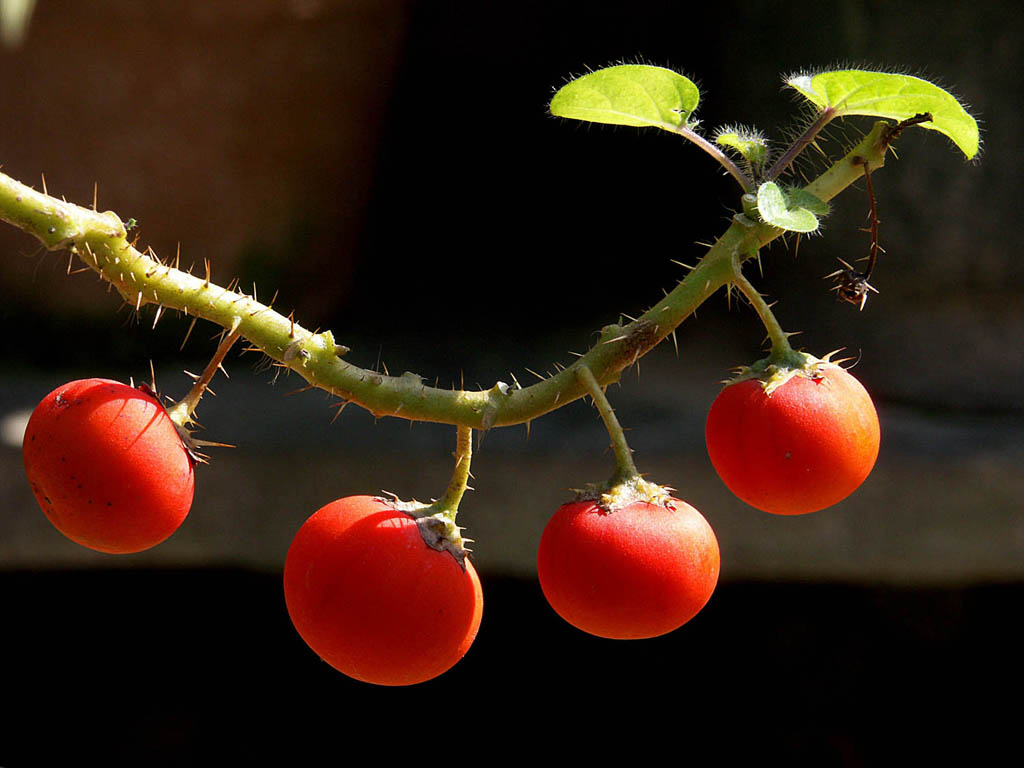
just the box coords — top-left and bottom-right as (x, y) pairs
(23, 360), (879, 685)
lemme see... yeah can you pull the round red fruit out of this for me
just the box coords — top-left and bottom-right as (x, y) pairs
(22, 378), (195, 554)
(283, 495), (483, 686)
(705, 364), (880, 515)
(537, 497), (720, 640)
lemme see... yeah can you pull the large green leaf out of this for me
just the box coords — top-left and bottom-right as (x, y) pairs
(550, 64), (699, 130)
(756, 182), (822, 233)
(786, 69), (979, 159)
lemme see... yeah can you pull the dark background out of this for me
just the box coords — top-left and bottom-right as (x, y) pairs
(0, 1), (1020, 763)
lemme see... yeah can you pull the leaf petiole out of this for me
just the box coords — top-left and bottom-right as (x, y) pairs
(673, 123), (754, 192)
(766, 108), (836, 181)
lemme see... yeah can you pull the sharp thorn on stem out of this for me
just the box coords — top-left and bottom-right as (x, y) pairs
(329, 399), (350, 423)
(283, 384), (316, 397)
(180, 317), (198, 351)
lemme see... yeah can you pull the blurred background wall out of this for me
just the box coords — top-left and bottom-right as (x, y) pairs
(0, 1), (1020, 761)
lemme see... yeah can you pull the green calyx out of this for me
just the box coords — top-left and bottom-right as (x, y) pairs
(572, 474), (672, 514)
(382, 495), (471, 569)
(726, 349), (846, 396)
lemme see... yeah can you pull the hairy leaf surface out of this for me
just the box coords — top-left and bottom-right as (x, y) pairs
(550, 65), (699, 130)
(786, 70), (979, 159)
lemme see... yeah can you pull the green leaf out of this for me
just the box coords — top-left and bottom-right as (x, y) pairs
(785, 187), (829, 216)
(786, 69), (979, 159)
(550, 64), (699, 131)
(756, 182), (821, 233)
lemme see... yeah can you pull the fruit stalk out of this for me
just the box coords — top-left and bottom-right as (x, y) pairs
(166, 319), (242, 428)
(384, 425), (476, 564)
(576, 365), (637, 484)
(729, 256), (803, 366)
(435, 425), (473, 521)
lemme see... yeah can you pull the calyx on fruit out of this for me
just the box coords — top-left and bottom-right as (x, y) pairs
(570, 474), (673, 515)
(380, 494), (471, 568)
(724, 349), (850, 396)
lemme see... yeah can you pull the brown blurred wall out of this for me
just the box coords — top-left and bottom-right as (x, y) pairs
(0, 0), (409, 321)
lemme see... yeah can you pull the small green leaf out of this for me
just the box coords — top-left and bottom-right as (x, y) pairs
(785, 188), (829, 216)
(550, 64), (699, 131)
(756, 182), (821, 233)
(715, 129), (768, 169)
(786, 69), (979, 159)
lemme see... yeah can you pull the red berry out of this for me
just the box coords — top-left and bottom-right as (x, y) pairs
(283, 495), (483, 686)
(705, 364), (880, 515)
(22, 378), (195, 554)
(537, 497), (720, 640)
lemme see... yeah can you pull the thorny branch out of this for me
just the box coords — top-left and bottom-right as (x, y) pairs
(1, 122), (895, 429)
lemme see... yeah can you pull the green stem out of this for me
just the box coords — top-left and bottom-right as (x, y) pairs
(0, 122), (891, 430)
(766, 108), (836, 180)
(435, 425), (473, 521)
(576, 365), (637, 483)
(165, 319), (242, 428)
